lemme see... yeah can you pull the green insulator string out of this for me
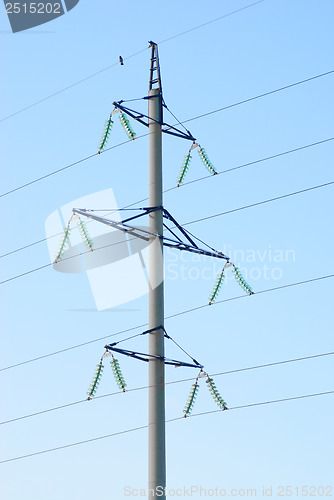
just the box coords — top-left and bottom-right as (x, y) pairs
(77, 219), (93, 251)
(110, 356), (127, 392)
(119, 111), (136, 140)
(54, 223), (71, 263)
(98, 115), (113, 152)
(206, 376), (228, 410)
(183, 376), (200, 417)
(198, 146), (217, 175)
(177, 151), (192, 186)
(87, 359), (104, 399)
(232, 264), (253, 295)
(209, 269), (225, 304)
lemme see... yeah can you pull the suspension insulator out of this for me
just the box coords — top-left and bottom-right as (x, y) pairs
(198, 146), (217, 175)
(232, 264), (253, 295)
(110, 356), (127, 392)
(177, 152), (192, 186)
(54, 224), (71, 263)
(77, 219), (93, 251)
(119, 112), (136, 140)
(98, 116), (113, 152)
(183, 380), (200, 417)
(87, 360), (104, 399)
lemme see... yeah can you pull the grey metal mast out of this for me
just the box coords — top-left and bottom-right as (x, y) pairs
(148, 42), (166, 499)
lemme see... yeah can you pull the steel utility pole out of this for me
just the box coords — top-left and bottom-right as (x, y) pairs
(148, 43), (165, 499)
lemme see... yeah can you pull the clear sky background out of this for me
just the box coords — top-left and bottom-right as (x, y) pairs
(1, 0), (333, 498)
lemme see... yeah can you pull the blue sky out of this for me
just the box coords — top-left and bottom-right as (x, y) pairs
(1, 0), (333, 498)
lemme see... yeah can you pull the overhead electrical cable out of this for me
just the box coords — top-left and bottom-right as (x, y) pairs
(0, 0), (264, 124)
(1, 351), (333, 427)
(180, 69), (334, 126)
(0, 390), (333, 464)
(0, 273), (333, 373)
(181, 180), (334, 227)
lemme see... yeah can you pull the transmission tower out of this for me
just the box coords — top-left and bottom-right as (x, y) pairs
(56, 41), (253, 499)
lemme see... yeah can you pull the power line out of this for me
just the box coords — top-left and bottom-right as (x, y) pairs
(0, 53), (149, 123)
(0, 322), (148, 372)
(186, 390), (334, 417)
(1, 351), (333, 427)
(0, 0), (264, 124)
(1, 389), (332, 464)
(1, 68), (333, 199)
(182, 180), (334, 228)
(1, 135), (332, 261)
(0, 273), (333, 373)
(0, 138), (133, 198)
(181, 69), (334, 126)
(1, 178), (333, 286)
(158, 1), (264, 44)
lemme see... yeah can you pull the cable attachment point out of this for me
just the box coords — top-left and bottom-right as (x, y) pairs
(98, 114), (113, 153)
(87, 359), (104, 399)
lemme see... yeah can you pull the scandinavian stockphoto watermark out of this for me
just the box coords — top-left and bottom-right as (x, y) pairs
(3, 0), (80, 33)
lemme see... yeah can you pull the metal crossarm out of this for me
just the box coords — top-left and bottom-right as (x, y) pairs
(72, 207), (230, 262)
(112, 101), (196, 142)
(104, 345), (203, 369)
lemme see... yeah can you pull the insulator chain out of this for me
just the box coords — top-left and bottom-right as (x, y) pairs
(232, 264), (253, 295)
(183, 371), (228, 416)
(177, 150), (192, 186)
(209, 269), (225, 305)
(197, 146), (217, 175)
(98, 115), (113, 153)
(183, 377), (200, 417)
(119, 111), (136, 140)
(77, 218), (94, 251)
(206, 376), (228, 410)
(209, 264), (254, 303)
(87, 359), (104, 399)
